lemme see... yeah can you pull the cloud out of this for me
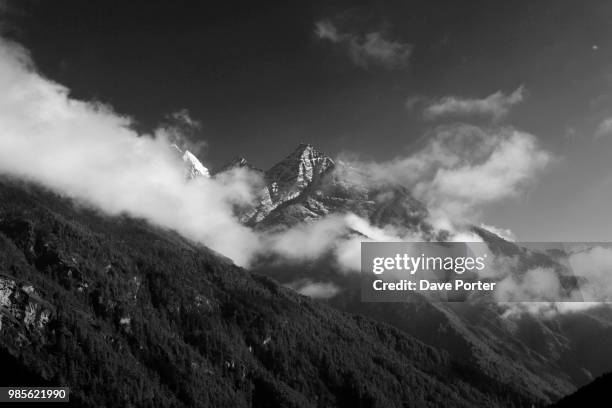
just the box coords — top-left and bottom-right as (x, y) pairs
(500, 302), (605, 319)
(264, 213), (410, 272)
(425, 127), (550, 208)
(336, 124), (552, 227)
(495, 267), (563, 303)
(265, 214), (351, 261)
(0, 37), (263, 266)
(489, 245), (612, 318)
(423, 86), (526, 121)
(479, 223), (516, 241)
(566, 246), (612, 301)
(314, 20), (412, 70)
(287, 280), (340, 299)
(595, 117), (612, 138)
(314, 20), (341, 42)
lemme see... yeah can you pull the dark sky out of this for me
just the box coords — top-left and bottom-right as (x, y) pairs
(3, 0), (612, 240)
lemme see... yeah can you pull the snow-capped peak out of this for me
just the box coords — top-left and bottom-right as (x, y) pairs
(182, 150), (210, 179)
(170, 143), (210, 179)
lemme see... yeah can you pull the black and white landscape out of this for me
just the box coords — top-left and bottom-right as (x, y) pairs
(2, 1), (612, 407)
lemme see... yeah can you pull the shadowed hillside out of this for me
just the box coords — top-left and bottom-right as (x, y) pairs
(0, 178), (539, 407)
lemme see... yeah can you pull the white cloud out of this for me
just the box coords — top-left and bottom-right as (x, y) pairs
(490, 245), (612, 318)
(265, 214), (350, 261)
(264, 213), (409, 272)
(595, 117), (612, 138)
(495, 267), (563, 303)
(336, 124), (552, 227)
(288, 280), (341, 299)
(349, 32), (413, 69)
(314, 20), (341, 42)
(479, 223), (516, 241)
(0, 37), (263, 266)
(314, 20), (412, 70)
(566, 246), (612, 301)
(425, 128), (550, 208)
(423, 86), (526, 121)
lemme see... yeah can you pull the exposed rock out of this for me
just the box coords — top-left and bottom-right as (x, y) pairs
(0, 275), (53, 334)
(242, 144), (432, 236)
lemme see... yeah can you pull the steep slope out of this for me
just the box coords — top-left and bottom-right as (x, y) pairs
(171, 144), (211, 179)
(0, 177), (536, 407)
(183, 150), (211, 179)
(265, 143), (335, 203)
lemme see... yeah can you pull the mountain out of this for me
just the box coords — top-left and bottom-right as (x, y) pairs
(237, 144), (612, 405)
(219, 143), (433, 236)
(3, 143), (610, 407)
(264, 143), (335, 203)
(0, 177), (538, 407)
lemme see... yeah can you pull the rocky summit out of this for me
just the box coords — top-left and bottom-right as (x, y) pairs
(211, 143), (432, 234)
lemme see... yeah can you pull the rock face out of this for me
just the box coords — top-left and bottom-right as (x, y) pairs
(265, 143), (335, 203)
(0, 275), (53, 346)
(215, 143), (432, 234)
(238, 143), (337, 224)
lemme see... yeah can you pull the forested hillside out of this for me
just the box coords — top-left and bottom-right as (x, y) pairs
(0, 178), (537, 407)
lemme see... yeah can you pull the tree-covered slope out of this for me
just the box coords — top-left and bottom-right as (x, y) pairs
(0, 178), (539, 407)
